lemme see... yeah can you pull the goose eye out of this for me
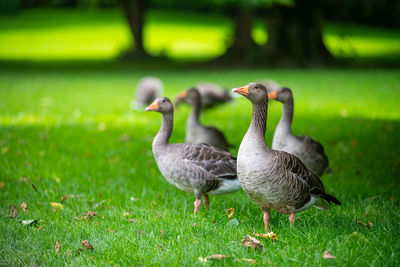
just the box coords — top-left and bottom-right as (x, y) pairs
(162, 99), (166, 103)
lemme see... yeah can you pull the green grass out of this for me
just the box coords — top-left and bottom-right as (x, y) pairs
(0, 8), (399, 61)
(0, 7), (400, 266)
(1, 66), (399, 265)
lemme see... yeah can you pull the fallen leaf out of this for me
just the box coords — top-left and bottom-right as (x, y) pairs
(9, 205), (17, 218)
(82, 240), (94, 250)
(21, 219), (38, 226)
(128, 219), (137, 223)
(50, 202), (64, 211)
(193, 223), (198, 227)
(20, 202), (28, 213)
(0, 182), (5, 188)
(241, 235), (263, 250)
(160, 230), (164, 236)
(323, 250), (336, 259)
(38, 225), (44, 231)
(61, 196), (68, 202)
(137, 229), (142, 236)
(355, 219), (374, 228)
(235, 258), (256, 264)
(198, 254), (230, 262)
(55, 240), (61, 254)
(226, 208), (235, 219)
(84, 211), (97, 220)
(253, 232), (278, 241)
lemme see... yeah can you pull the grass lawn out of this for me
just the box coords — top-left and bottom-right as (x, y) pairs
(1, 7), (400, 266)
(1, 66), (399, 265)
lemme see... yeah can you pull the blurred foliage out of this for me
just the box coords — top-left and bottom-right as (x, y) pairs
(0, 9), (398, 62)
(6, 0), (398, 28)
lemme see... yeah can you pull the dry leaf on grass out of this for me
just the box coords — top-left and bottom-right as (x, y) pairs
(37, 225), (44, 231)
(50, 202), (64, 211)
(9, 205), (17, 218)
(356, 219), (374, 228)
(55, 240), (61, 253)
(20, 202), (28, 213)
(241, 235), (263, 250)
(235, 258), (256, 264)
(226, 208), (235, 219)
(82, 240), (94, 250)
(0, 181), (5, 188)
(253, 232), (278, 241)
(128, 219), (137, 223)
(79, 210), (97, 221)
(323, 250), (336, 259)
(198, 254), (230, 262)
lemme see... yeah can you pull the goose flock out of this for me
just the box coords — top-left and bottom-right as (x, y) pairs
(138, 77), (340, 231)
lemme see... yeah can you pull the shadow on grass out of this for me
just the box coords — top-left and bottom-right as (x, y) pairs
(1, 54), (400, 73)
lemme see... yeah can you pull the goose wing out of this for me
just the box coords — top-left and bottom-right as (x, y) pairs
(182, 143), (237, 180)
(274, 150), (340, 207)
(298, 135), (329, 162)
(273, 150), (325, 192)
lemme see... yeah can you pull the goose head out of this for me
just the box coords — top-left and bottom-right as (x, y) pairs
(267, 87), (292, 103)
(232, 82), (268, 104)
(145, 97), (173, 114)
(175, 87), (200, 106)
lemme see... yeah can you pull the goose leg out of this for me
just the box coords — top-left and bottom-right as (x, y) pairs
(262, 207), (270, 232)
(194, 199), (201, 213)
(289, 213), (295, 227)
(203, 194), (209, 209)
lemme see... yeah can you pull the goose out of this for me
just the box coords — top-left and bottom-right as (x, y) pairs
(145, 97), (241, 213)
(175, 82), (232, 109)
(130, 77), (163, 110)
(232, 82), (340, 231)
(268, 87), (329, 176)
(175, 87), (230, 151)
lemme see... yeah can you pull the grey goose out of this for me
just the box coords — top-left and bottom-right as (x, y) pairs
(175, 82), (232, 110)
(175, 87), (230, 151)
(268, 87), (329, 176)
(145, 97), (241, 213)
(131, 77), (163, 110)
(232, 82), (340, 231)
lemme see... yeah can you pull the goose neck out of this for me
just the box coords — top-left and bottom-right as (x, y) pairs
(153, 112), (173, 146)
(245, 101), (269, 149)
(277, 97), (293, 134)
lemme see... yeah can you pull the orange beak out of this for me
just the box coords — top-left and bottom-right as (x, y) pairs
(232, 85), (249, 96)
(145, 100), (159, 111)
(177, 91), (187, 100)
(268, 90), (277, 100)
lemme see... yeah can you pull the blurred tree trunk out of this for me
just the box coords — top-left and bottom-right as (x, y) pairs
(216, 7), (257, 63)
(262, 0), (333, 66)
(121, 0), (148, 57)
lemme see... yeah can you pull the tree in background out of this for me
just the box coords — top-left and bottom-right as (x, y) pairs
(120, 0), (148, 58)
(210, 0), (333, 66)
(261, 0), (333, 66)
